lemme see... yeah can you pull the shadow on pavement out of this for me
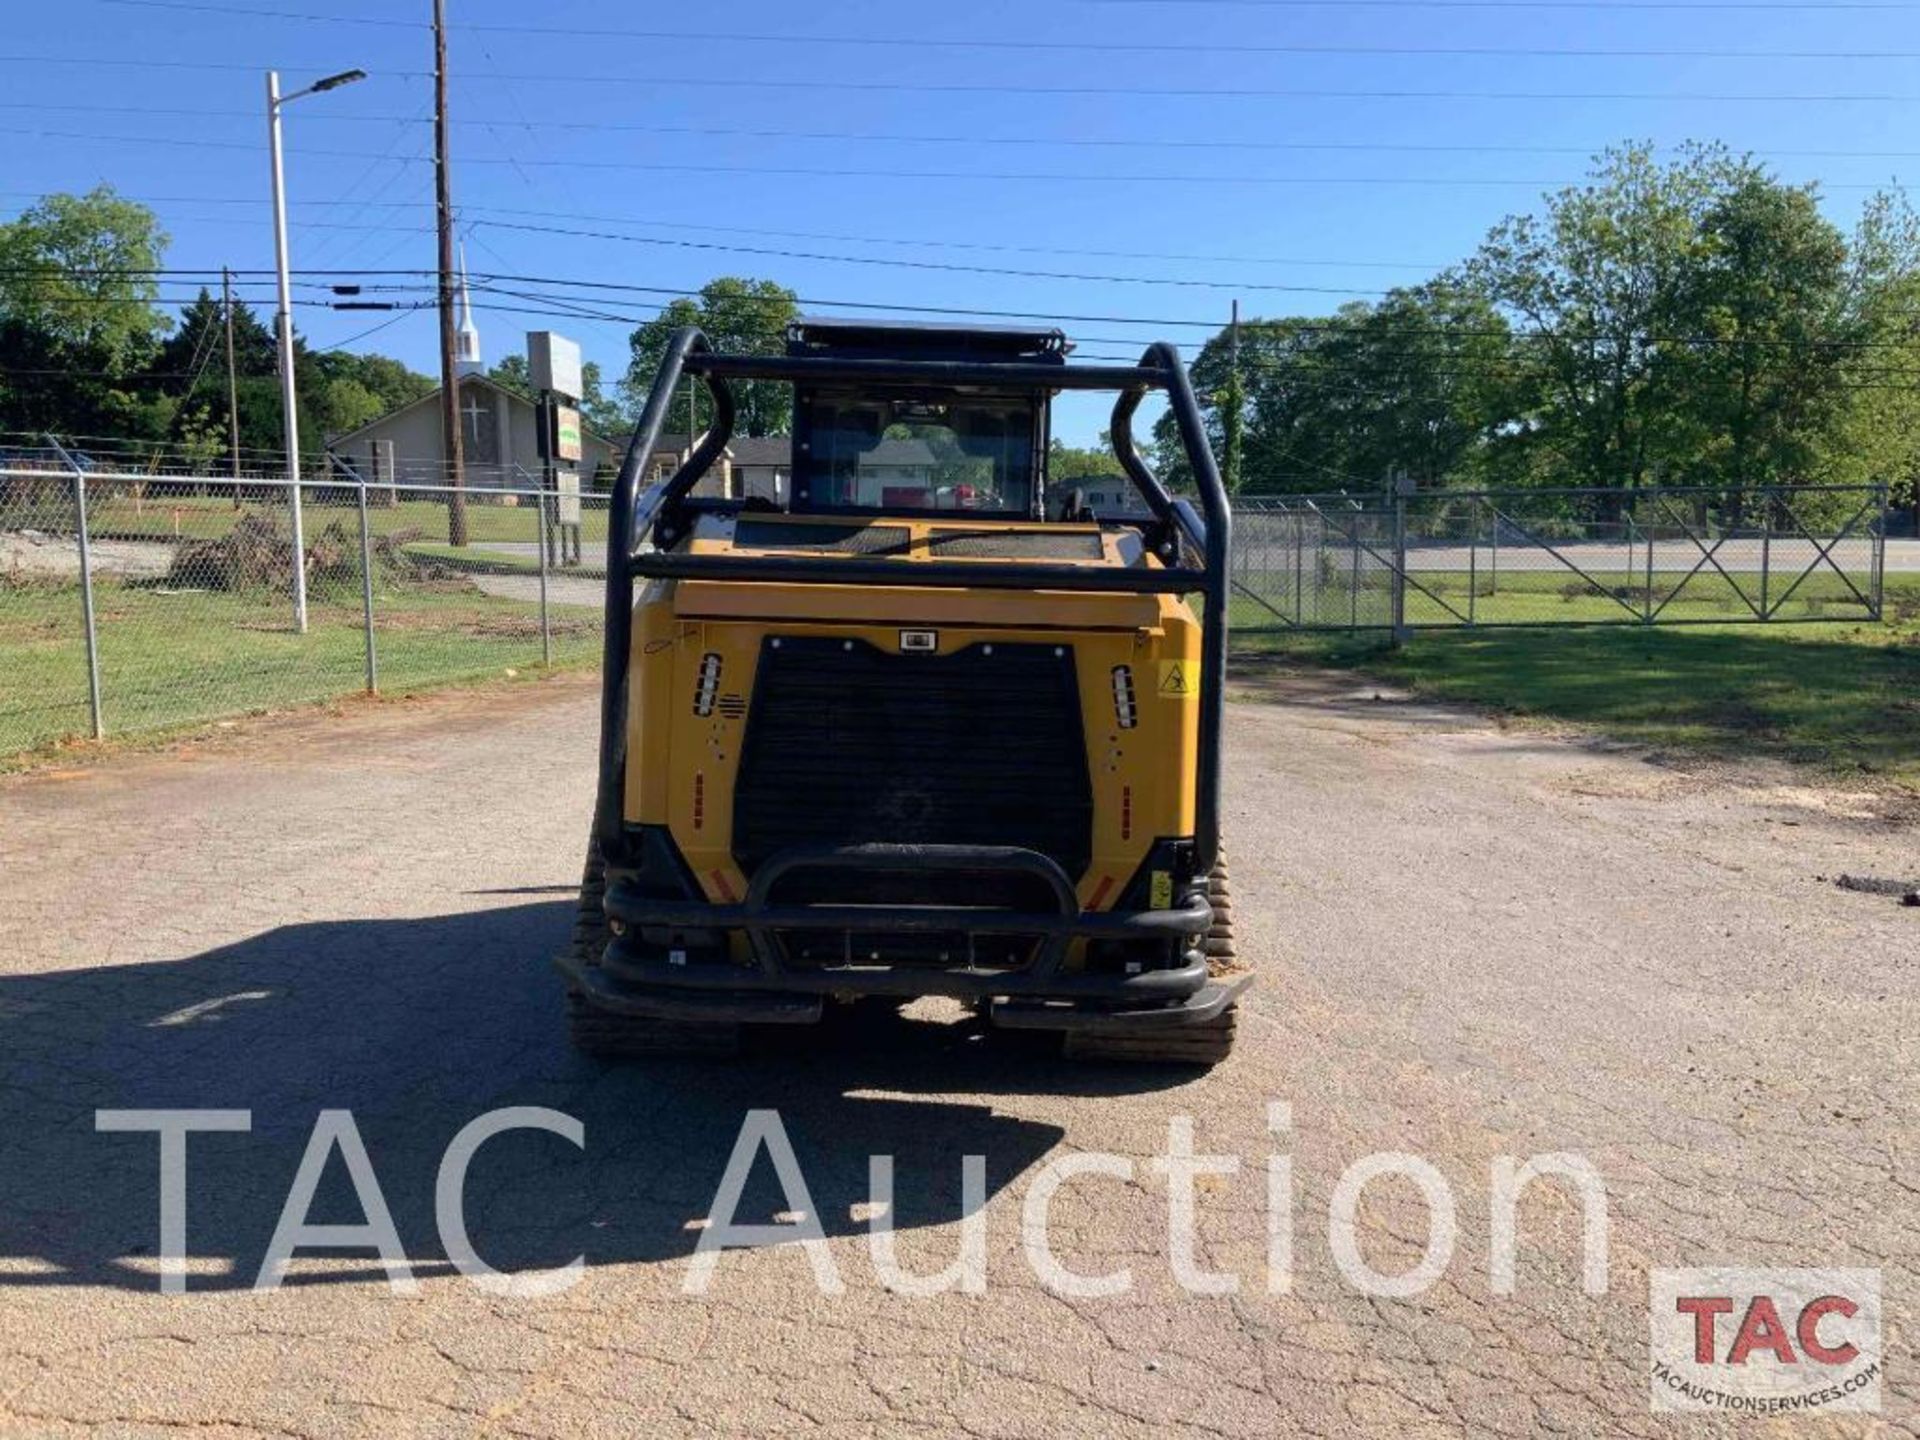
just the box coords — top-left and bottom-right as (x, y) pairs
(0, 901), (1186, 1293)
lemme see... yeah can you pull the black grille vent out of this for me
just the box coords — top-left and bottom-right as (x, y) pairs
(733, 519), (909, 554)
(733, 638), (1092, 883)
(924, 531), (1105, 560)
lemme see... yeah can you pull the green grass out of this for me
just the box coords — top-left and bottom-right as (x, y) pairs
(0, 574), (601, 762)
(1235, 575), (1920, 786)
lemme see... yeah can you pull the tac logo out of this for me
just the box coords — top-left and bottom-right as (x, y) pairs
(1649, 1268), (1882, 1414)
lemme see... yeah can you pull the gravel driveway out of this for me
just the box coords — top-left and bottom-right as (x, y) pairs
(0, 531), (175, 581)
(0, 669), (1912, 1437)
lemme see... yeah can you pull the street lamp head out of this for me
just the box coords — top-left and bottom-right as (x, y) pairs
(311, 68), (367, 92)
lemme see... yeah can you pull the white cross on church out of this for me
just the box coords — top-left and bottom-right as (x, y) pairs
(462, 392), (486, 442)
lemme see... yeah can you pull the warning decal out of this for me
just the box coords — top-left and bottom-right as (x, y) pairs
(1157, 660), (1199, 700)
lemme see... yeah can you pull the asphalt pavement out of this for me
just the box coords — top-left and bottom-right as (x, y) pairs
(0, 669), (1912, 1437)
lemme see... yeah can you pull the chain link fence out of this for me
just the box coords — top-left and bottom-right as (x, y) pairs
(1, 450), (606, 758)
(1, 446), (1900, 759)
(1233, 484), (1891, 634)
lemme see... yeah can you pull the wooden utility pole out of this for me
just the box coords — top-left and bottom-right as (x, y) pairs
(222, 265), (242, 503)
(1225, 297), (1245, 496)
(433, 0), (468, 544)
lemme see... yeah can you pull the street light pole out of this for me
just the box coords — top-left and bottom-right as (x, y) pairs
(266, 65), (365, 635)
(266, 69), (307, 633)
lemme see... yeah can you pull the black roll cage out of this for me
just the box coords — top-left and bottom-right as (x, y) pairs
(595, 326), (1232, 877)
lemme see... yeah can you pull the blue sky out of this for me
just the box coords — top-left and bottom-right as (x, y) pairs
(8, 0), (1920, 442)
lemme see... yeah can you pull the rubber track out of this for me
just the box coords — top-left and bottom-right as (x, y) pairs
(565, 830), (740, 1058)
(1063, 850), (1242, 1066)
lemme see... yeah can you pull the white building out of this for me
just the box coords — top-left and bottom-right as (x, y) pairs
(325, 304), (620, 492)
(326, 373), (622, 492)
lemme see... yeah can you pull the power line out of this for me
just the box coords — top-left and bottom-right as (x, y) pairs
(301, 94), (433, 271)
(1080, 0), (1920, 10)
(20, 103), (1920, 167)
(11, 56), (1920, 103)
(372, 274), (1920, 352)
(471, 220), (1399, 294)
(320, 302), (418, 351)
(0, 365), (206, 379)
(460, 213), (1446, 273)
(77, 0), (1920, 13)
(17, 127), (1920, 202)
(0, 189), (428, 210)
(78, 1), (1920, 58)
(98, 0), (418, 22)
(26, 265), (1920, 352)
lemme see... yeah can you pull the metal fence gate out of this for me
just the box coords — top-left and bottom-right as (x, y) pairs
(1232, 484), (1890, 634)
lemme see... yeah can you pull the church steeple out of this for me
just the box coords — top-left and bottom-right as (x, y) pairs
(454, 243), (482, 376)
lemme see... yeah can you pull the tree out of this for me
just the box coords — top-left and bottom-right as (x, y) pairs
(1153, 281), (1522, 494)
(153, 288), (278, 462)
(1471, 144), (1879, 518)
(1827, 190), (1920, 528)
(302, 348), (432, 458)
(578, 360), (628, 438)
(621, 278), (799, 437)
(0, 187), (168, 364)
(1152, 315), (1354, 493)
(485, 354), (531, 392)
(1471, 143), (1754, 503)
(1047, 438), (1124, 484)
(493, 353), (627, 439)
(0, 187), (169, 436)
(1323, 281), (1523, 488)
(1216, 365), (1246, 496)
(1672, 176), (1851, 514)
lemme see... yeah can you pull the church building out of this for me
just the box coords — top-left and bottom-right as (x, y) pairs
(324, 272), (623, 491)
(325, 273), (771, 499)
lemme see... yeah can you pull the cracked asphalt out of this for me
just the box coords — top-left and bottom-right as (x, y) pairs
(0, 666), (1914, 1438)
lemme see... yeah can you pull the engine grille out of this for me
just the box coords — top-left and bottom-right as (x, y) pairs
(923, 530), (1105, 560)
(732, 638), (1093, 886)
(733, 519), (910, 554)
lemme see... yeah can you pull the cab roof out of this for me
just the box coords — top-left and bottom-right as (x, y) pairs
(786, 317), (1071, 364)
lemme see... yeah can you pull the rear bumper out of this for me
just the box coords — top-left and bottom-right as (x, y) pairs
(559, 840), (1245, 1032)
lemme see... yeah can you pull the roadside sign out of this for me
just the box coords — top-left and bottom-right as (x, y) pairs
(554, 404), (583, 464)
(527, 330), (583, 401)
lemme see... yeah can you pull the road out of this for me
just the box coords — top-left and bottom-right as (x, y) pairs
(468, 572), (602, 609)
(0, 670), (1913, 1437)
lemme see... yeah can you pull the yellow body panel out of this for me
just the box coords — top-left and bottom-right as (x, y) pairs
(621, 518), (1203, 957)
(673, 580), (1162, 632)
